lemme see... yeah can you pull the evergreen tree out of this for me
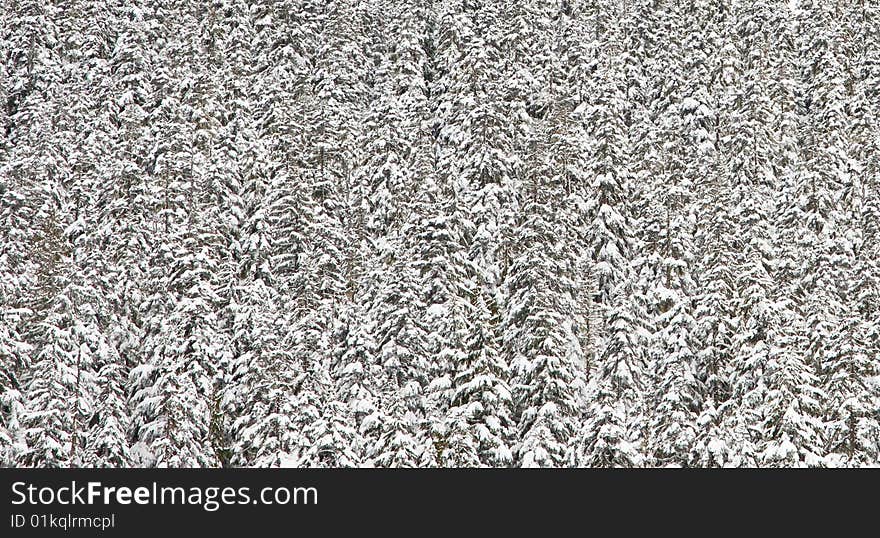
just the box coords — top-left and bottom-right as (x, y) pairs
(576, 285), (647, 468)
(443, 290), (514, 467)
(504, 174), (586, 468)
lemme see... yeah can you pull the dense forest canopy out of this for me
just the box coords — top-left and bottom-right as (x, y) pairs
(1, 0), (878, 467)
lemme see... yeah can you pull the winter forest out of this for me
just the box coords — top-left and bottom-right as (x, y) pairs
(1, 0), (879, 469)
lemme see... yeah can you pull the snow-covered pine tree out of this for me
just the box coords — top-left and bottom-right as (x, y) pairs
(443, 287), (514, 467)
(757, 308), (825, 467)
(647, 287), (701, 467)
(0, 308), (30, 466)
(19, 205), (103, 467)
(576, 283), (647, 468)
(366, 247), (432, 467)
(504, 165), (586, 468)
